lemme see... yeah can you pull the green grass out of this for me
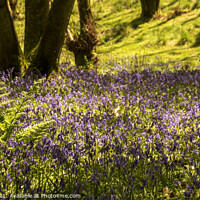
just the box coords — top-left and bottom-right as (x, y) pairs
(92, 0), (200, 69)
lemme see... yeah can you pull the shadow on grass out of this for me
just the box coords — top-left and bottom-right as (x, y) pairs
(181, 13), (200, 26)
(192, 32), (200, 47)
(102, 9), (134, 24)
(161, 0), (177, 10)
(98, 43), (180, 56)
(147, 48), (180, 57)
(131, 17), (150, 29)
(147, 46), (197, 56)
(148, 20), (169, 30)
(98, 41), (135, 54)
(111, 22), (131, 43)
(97, 12), (114, 21)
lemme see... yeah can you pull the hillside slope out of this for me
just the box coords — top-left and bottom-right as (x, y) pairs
(91, 0), (200, 70)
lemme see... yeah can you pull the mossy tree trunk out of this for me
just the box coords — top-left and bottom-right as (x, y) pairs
(76, 0), (98, 67)
(0, 0), (21, 75)
(66, 0), (98, 68)
(24, 0), (49, 57)
(29, 0), (75, 77)
(140, 0), (160, 19)
(78, 0), (92, 34)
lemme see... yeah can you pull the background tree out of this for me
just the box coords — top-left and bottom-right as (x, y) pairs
(140, 0), (160, 19)
(29, 0), (75, 77)
(24, 0), (49, 57)
(66, 0), (98, 68)
(0, 0), (21, 75)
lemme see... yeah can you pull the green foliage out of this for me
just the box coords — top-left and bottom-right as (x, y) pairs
(0, 100), (26, 142)
(0, 79), (56, 144)
(15, 120), (56, 143)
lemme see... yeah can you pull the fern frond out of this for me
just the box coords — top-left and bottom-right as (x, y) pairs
(0, 100), (15, 107)
(15, 120), (56, 143)
(0, 92), (10, 99)
(0, 79), (57, 146)
(0, 94), (32, 143)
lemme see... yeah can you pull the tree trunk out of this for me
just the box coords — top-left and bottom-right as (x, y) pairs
(0, 0), (21, 75)
(140, 0), (160, 19)
(76, 0), (98, 67)
(78, 0), (93, 34)
(24, 0), (49, 57)
(66, 0), (98, 68)
(75, 52), (92, 67)
(29, 0), (75, 77)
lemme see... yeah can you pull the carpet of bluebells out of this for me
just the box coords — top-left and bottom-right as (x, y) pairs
(0, 62), (200, 199)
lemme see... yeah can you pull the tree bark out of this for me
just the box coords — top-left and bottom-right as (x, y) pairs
(29, 0), (75, 77)
(76, 0), (97, 67)
(66, 0), (98, 68)
(24, 0), (49, 57)
(78, 0), (93, 34)
(0, 0), (21, 75)
(140, 0), (160, 19)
